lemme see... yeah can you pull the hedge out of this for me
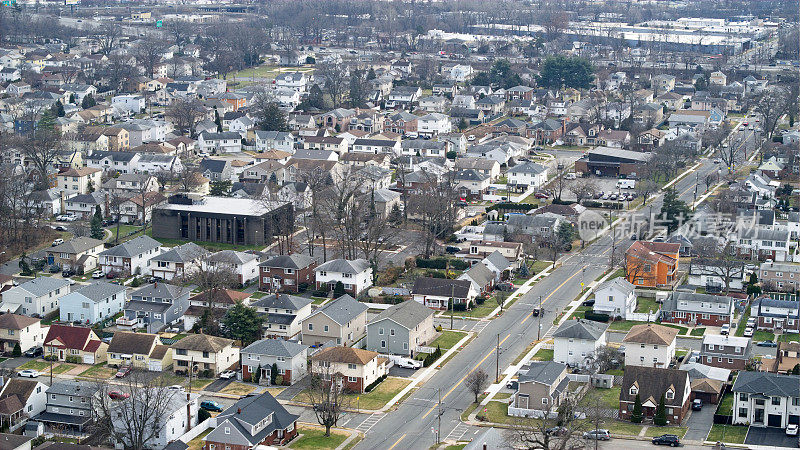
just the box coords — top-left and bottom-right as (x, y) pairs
(584, 311), (610, 322)
(416, 258), (470, 271)
(365, 374), (388, 392)
(486, 202), (536, 213)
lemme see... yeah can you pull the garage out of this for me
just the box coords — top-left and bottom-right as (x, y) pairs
(767, 414), (782, 427)
(789, 415), (800, 425)
(83, 354), (95, 365)
(148, 360), (162, 372)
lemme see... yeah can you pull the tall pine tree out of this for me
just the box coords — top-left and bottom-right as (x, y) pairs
(631, 393), (643, 423)
(653, 393), (667, 426)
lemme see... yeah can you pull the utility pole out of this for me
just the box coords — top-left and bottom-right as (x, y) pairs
(495, 333), (500, 383)
(436, 388), (441, 445)
(450, 283), (454, 330)
(537, 295), (542, 340)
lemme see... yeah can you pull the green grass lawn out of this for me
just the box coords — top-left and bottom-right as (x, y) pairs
(580, 386), (621, 410)
(569, 305), (591, 320)
(18, 361), (50, 371)
(443, 445), (467, 450)
(690, 327), (706, 336)
(635, 296), (660, 314)
(50, 364), (75, 374)
(431, 330), (467, 350)
(479, 401), (517, 424)
(717, 392), (733, 415)
(753, 330), (775, 342)
(296, 377), (410, 410)
(605, 368), (624, 376)
(530, 260), (552, 274)
(607, 320), (644, 332)
(450, 301), (497, 318)
(644, 426), (688, 438)
(289, 427), (349, 450)
(778, 333), (800, 343)
(734, 309), (750, 337)
(707, 424), (748, 444)
(107, 224), (142, 243)
(249, 291), (267, 299)
(661, 324), (688, 335)
(78, 363), (117, 380)
(600, 420), (644, 437)
(311, 297), (327, 304)
(531, 348), (554, 361)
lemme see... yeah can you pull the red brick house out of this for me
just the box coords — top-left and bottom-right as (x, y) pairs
(619, 366), (691, 424)
(258, 254), (317, 293)
(202, 392), (299, 449)
(310, 346), (389, 393)
(700, 335), (750, 371)
(660, 291), (734, 327)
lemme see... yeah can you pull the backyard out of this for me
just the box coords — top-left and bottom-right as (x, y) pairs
(635, 296), (660, 314)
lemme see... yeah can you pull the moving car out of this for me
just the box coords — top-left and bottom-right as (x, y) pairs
(757, 340), (778, 348)
(652, 434), (681, 446)
(24, 347), (43, 358)
(583, 429), (610, 440)
(219, 370), (237, 379)
(18, 369), (39, 378)
(200, 400), (223, 412)
(115, 365), (132, 378)
(692, 399), (703, 410)
(108, 391), (130, 400)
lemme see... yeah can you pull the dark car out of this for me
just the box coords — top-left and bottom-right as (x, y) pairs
(506, 380), (518, 390)
(546, 426), (568, 436)
(106, 271), (117, 279)
(757, 340), (778, 347)
(200, 400), (223, 412)
(445, 246), (461, 254)
(496, 282), (514, 292)
(313, 402), (337, 412)
(582, 299), (595, 307)
(692, 399), (703, 411)
(534, 192), (550, 199)
(61, 269), (75, 278)
(49, 265), (61, 274)
(24, 347), (43, 358)
(652, 434), (680, 446)
(532, 308), (541, 317)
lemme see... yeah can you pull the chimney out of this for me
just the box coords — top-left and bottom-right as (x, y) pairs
(237, 408), (241, 414)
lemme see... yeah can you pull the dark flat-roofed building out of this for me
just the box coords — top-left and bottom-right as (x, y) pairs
(574, 146), (653, 177)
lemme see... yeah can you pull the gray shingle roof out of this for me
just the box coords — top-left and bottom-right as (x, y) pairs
(130, 283), (187, 301)
(251, 293), (312, 311)
(460, 262), (494, 288)
(71, 281), (125, 302)
(412, 278), (472, 298)
(153, 242), (208, 263)
(316, 259), (370, 274)
(483, 251), (511, 272)
(552, 319), (608, 340)
(309, 295), (368, 326)
(99, 235), (161, 258)
(206, 393), (298, 447)
(509, 161), (547, 175)
(48, 237), (103, 255)
(518, 361), (566, 385)
(241, 338), (307, 358)
(206, 250), (258, 265)
(732, 371), (799, 398)
(13, 277), (70, 298)
(259, 254), (315, 269)
(369, 300), (434, 330)
(596, 277), (635, 297)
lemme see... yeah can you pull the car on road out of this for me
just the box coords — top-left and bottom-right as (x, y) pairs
(652, 434), (681, 446)
(692, 399), (703, 410)
(24, 347), (43, 358)
(18, 369), (39, 378)
(219, 370), (237, 379)
(467, 135), (476, 141)
(532, 308), (541, 317)
(108, 391), (130, 400)
(786, 424), (798, 436)
(200, 400), (223, 412)
(757, 340), (778, 347)
(167, 385), (183, 390)
(720, 324), (730, 335)
(115, 365), (132, 378)
(583, 429), (610, 440)
(92, 270), (104, 279)
(53, 225), (68, 232)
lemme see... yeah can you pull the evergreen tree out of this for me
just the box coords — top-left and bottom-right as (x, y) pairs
(69, 93), (76, 104)
(631, 393), (643, 423)
(214, 109), (222, 132)
(270, 362), (278, 385)
(367, 68), (376, 80)
(257, 102), (288, 131)
(209, 180), (232, 196)
(90, 212), (104, 240)
(333, 281), (346, 296)
(221, 302), (264, 346)
(252, 364), (261, 383)
(81, 93), (96, 109)
(537, 56), (594, 90)
(457, 117), (468, 131)
(53, 100), (65, 117)
(12, 343), (21, 357)
(307, 84), (325, 109)
(659, 188), (692, 233)
(654, 393), (667, 426)
(37, 110), (56, 132)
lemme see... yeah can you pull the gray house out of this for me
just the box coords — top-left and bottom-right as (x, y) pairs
(366, 301), (435, 356)
(33, 380), (98, 433)
(122, 283), (191, 332)
(301, 295), (368, 347)
(510, 361), (569, 416)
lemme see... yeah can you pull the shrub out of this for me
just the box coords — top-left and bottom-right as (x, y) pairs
(449, 259), (469, 270)
(453, 303), (467, 312)
(311, 289), (329, 297)
(298, 282), (309, 292)
(65, 355), (80, 364)
(404, 257), (416, 270)
(275, 375), (284, 386)
(583, 200), (603, 208)
(378, 266), (404, 285)
(475, 296), (486, 305)
(435, 325), (443, 332)
(198, 408), (211, 422)
(476, 413), (487, 421)
(416, 258), (447, 269)
(365, 374), (387, 392)
(130, 277), (142, 288)
(12, 343), (21, 357)
(425, 270), (446, 278)
(584, 311), (610, 322)
(333, 281), (346, 296)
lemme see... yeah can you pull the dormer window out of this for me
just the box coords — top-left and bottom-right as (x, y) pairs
(630, 386), (638, 396)
(666, 390), (674, 400)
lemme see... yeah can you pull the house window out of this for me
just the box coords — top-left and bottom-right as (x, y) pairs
(348, 363), (356, 370)
(772, 397), (781, 405)
(542, 397), (548, 405)
(738, 407), (748, 418)
(324, 325), (329, 332)
(630, 387), (638, 395)
(381, 340), (386, 348)
(666, 390), (674, 400)
(379, 328), (384, 335)
(739, 393), (748, 401)
(348, 376), (357, 382)
(308, 323), (313, 330)
(390, 329), (395, 336)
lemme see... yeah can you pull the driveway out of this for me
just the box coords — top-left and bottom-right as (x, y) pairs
(744, 426), (798, 448)
(203, 378), (234, 393)
(684, 405), (715, 441)
(388, 365), (417, 378)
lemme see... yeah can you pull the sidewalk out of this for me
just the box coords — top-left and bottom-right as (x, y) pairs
(482, 265), (554, 319)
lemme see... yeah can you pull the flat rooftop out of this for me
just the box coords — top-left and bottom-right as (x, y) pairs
(157, 196), (288, 216)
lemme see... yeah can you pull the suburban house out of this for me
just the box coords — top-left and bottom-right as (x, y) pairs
(509, 361), (569, 417)
(258, 254), (317, 293)
(661, 291), (734, 327)
(171, 334), (239, 376)
(0, 378), (47, 431)
(203, 250), (260, 286)
(732, 371), (799, 428)
(56, 167), (102, 195)
(506, 162), (548, 190)
(43, 324), (107, 364)
(481, 251), (515, 282)
(457, 262), (496, 295)
(240, 339), (308, 385)
(98, 235), (162, 277)
(121, 283), (191, 333)
(45, 237), (104, 275)
(251, 293), (313, 339)
(759, 262), (800, 292)
(301, 294), (368, 347)
(619, 366), (691, 424)
(552, 319), (608, 368)
(106, 331), (172, 372)
(110, 391), (198, 450)
(750, 296), (799, 333)
(366, 300), (435, 357)
(767, 341), (800, 374)
(58, 282), (127, 325)
(314, 259), (373, 296)
(622, 323), (678, 368)
(310, 346), (389, 393)
(592, 277), (637, 319)
(0, 277), (71, 317)
(625, 241), (680, 288)
(33, 380), (98, 434)
(0, 314), (46, 354)
(198, 131), (243, 154)
(147, 242), (208, 281)
(412, 278), (477, 310)
(201, 393), (299, 448)
(700, 335), (751, 370)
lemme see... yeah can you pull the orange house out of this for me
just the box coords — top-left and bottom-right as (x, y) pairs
(625, 241), (680, 288)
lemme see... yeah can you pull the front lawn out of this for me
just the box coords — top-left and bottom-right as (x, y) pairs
(531, 348), (554, 361)
(601, 420), (644, 437)
(580, 386), (621, 410)
(569, 305), (591, 320)
(752, 330), (775, 342)
(778, 333), (800, 343)
(450, 301), (497, 318)
(219, 382), (255, 396)
(635, 296), (660, 314)
(530, 260), (552, 274)
(289, 426), (349, 450)
(295, 377), (411, 411)
(249, 291), (267, 299)
(18, 361), (50, 371)
(707, 424), (748, 444)
(50, 364), (75, 374)
(644, 426), (688, 438)
(661, 324), (688, 335)
(190, 378), (213, 390)
(431, 330), (467, 350)
(186, 429), (212, 450)
(79, 363), (117, 380)
(607, 320), (645, 332)
(107, 224), (143, 243)
(690, 327), (706, 336)
(479, 400), (516, 424)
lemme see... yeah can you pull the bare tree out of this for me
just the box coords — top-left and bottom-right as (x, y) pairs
(568, 178), (597, 206)
(692, 238), (746, 295)
(166, 99), (207, 137)
(465, 369), (489, 404)
(93, 23), (120, 56)
(552, 159), (570, 201)
(133, 39), (167, 79)
(305, 368), (350, 437)
(585, 345), (625, 373)
(505, 397), (586, 450)
(177, 164), (205, 193)
(317, 60), (349, 109)
(407, 171), (457, 259)
(756, 87), (790, 139)
(184, 247), (237, 335)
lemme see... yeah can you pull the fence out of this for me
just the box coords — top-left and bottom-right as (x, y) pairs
(628, 311), (661, 322)
(483, 185), (536, 203)
(179, 418), (211, 443)
(567, 373), (591, 383)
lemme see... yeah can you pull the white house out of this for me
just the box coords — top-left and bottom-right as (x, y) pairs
(274, 88), (301, 108)
(552, 319), (608, 368)
(98, 235), (162, 277)
(111, 94), (145, 116)
(314, 259), (373, 297)
(202, 250), (259, 285)
(0, 378), (48, 427)
(418, 113), (452, 137)
(448, 64), (474, 82)
(274, 72), (308, 92)
(111, 391), (199, 450)
(254, 130), (294, 153)
(507, 162), (548, 189)
(593, 277), (637, 319)
(135, 153), (184, 174)
(0, 277), (71, 317)
(732, 371), (800, 429)
(58, 281), (127, 325)
(0, 314), (47, 353)
(198, 131), (242, 154)
(622, 323), (678, 368)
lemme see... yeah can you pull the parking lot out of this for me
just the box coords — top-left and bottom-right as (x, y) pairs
(557, 176), (638, 203)
(744, 426), (799, 448)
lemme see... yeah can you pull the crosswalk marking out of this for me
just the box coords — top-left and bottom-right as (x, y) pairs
(355, 413), (382, 433)
(445, 422), (471, 442)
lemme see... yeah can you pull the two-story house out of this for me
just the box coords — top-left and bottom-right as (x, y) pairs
(625, 241), (680, 288)
(58, 281), (127, 325)
(111, 390), (198, 449)
(251, 293), (313, 340)
(45, 237), (104, 275)
(121, 283), (191, 333)
(1, 277), (71, 317)
(203, 250), (259, 286)
(759, 262), (800, 293)
(366, 300), (435, 357)
(732, 371), (799, 429)
(506, 162), (548, 190)
(106, 331), (172, 372)
(43, 324), (107, 364)
(310, 346), (389, 393)
(99, 235), (162, 277)
(0, 314), (46, 354)
(34, 380), (98, 434)
(201, 393), (299, 449)
(56, 167), (101, 195)
(258, 254), (317, 293)
(661, 291), (734, 327)
(301, 295), (368, 347)
(147, 242), (208, 281)
(619, 366), (691, 424)
(622, 323), (678, 368)
(198, 131), (242, 154)
(552, 319), (609, 368)
(509, 361), (569, 417)
(240, 339), (308, 385)
(700, 334), (750, 370)
(0, 378), (47, 431)
(750, 296), (799, 334)
(314, 259), (373, 297)
(171, 334), (239, 376)
(593, 277), (637, 319)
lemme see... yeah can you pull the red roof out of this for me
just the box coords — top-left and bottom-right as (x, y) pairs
(44, 324), (92, 351)
(84, 340), (103, 352)
(639, 241), (681, 255)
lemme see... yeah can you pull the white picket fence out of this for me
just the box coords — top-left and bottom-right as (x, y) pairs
(178, 418), (211, 443)
(627, 311), (660, 322)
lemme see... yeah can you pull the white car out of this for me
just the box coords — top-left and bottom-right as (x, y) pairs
(396, 359), (423, 370)
(743, 327), (754, 337)
(92, 270), (104, 279)
(18, 369), (39, 378)
(219, 370), (236, 379)
(564, 172), (577, 180)
(786, 424), (799, 436)
(167, 385), (183, 390)
(720, 324), (730, 335)
(467, 135), (476, 141)
(52, 238), (64, 247)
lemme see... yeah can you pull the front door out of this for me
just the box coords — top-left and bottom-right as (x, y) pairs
(59, 350), (64, 360)
(754, 408), (765, 425)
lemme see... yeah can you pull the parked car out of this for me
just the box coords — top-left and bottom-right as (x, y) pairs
(106, 271), (117, 279)
(757, 340), (778, 348)
(582, 299), (595, 307)
(24, 347), (43, 358)
(445, 246), (461, 254)
(219, 370), (237, 379)
(496, 282), (514, 292)
(167, 385), (183, 390)
(313, 401), (338, 412)
(546, 426), (568, 436)
(52, 238), (64, 247)
(720, 324), (730, 335)
(49, 265), (61, 274)
(61, 269), (75, 278)
(397, 359), (423, 369)
(743, 327), (753, 337)
(583, 429), (611, 440)
(534, 192), (549, 199)
(786, 424), (798, 436)
(506, 380), (518, 390)
(18, 369), (39, 378)
(200, 400), (223, 412)
(652, 434), (681, 446)
(115, 365), (132, 378)
(692, 399), (703, 410)
(53, 225), (68, 232)
(108, 391), (130, 400)
(92, 270), (104, 279)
